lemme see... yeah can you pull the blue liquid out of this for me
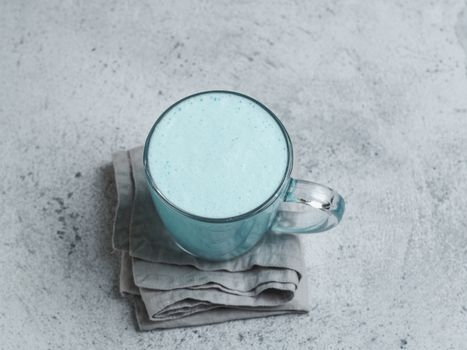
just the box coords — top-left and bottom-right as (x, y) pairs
(147, 92), (288, 219)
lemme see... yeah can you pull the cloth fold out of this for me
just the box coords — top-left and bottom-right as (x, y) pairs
(112, 147), (309, 330)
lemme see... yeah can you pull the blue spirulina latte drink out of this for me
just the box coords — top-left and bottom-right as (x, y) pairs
(144, 91), (345, 261)
(146, 91), (288, 219)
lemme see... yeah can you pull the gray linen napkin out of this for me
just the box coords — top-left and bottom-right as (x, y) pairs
(112, 147), (309, 330)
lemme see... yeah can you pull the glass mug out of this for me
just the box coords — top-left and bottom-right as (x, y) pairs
(143, 91), (345, 261)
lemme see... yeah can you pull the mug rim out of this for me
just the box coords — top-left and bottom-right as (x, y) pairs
(143, 90), (294, 223)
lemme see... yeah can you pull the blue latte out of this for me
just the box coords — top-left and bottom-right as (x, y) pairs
(146, 92), (288, 219)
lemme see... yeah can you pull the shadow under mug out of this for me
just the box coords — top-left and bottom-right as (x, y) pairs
(143, 91), (345, 261)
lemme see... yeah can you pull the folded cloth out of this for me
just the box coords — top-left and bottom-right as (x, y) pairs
(112, 147), (309, 330)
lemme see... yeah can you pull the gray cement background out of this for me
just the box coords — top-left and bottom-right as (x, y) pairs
(1, 0), (467, 349)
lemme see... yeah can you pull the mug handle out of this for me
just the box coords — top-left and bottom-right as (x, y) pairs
(272, 179), (345, 234)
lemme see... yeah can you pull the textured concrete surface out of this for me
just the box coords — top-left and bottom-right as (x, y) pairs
(1, 0), (467, 349)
